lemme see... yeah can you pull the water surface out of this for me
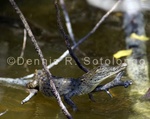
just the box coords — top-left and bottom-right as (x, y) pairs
(0, 0), (150, 119)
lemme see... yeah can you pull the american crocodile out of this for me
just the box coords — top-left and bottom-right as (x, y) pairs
(22, 63), (131, 111)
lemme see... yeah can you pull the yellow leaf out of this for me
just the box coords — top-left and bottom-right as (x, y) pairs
(130, 33), (149, 41)
(113, 49), (132, 59)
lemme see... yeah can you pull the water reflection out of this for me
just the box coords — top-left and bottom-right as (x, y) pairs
(0, 42), (8, 70)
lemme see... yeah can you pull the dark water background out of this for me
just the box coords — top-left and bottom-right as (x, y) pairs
(0, 0), (150, 119)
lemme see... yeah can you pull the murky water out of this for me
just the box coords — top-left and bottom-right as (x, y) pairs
(0, 0), (150, 119)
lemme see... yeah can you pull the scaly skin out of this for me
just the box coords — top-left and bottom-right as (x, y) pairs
(25, 63), (127, 111)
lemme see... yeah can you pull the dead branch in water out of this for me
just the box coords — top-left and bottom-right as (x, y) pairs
(23, 0), (121, 79)
(9, 0), (72, 118)
(59, 0), (76, 45)
(55, 1), (89, 72)
(0, 109), (8, 117)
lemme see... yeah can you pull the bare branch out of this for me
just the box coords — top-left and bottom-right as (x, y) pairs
(0, 77), (31, 86)
(59, 0), (76, 44)
(21, 89), (38, 104)
(56, 1), (88, 72)
(9, 0), (72, 118)
(0, 109), (8, 117)
(20, 29), (27, 58)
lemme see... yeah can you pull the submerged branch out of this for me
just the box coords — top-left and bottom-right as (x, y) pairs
(9, 0), (72, 118)
(0, 110), (8, 117)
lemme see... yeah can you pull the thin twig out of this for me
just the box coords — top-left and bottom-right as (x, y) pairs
(56, 1), (88, 72)
(23, 0), (121, 79)
(20, 29), (27, 58)
(0, 109), (8, 117)
(21, 89), (38, 104)
(9, 0), (72, 118)
(59, 0), (76, 45)
(59, 0), (86, 57)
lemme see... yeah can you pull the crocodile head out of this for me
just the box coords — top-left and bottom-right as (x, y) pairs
(85, 63), (127, 85)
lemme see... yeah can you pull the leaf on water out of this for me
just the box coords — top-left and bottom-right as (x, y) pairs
(113, 49), (132, 59)
(130, 33), (149, 41)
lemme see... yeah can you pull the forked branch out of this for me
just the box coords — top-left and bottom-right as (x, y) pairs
(9, 0), (72, 118)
